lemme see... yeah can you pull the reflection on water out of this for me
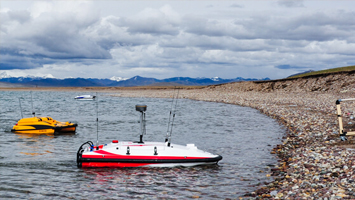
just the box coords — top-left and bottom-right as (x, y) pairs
(81, 166), (224, 199)
(0, 91), (285, 199)
(15, 133), (56, 138)
(16, 133), (55, 157)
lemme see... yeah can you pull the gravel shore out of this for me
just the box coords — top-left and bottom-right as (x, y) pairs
(112, 81), (355, 199)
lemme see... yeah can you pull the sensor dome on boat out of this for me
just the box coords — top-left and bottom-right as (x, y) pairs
(136, 104), (147, 112)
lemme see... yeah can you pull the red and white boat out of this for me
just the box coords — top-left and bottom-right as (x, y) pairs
(77, 104), (222, 168)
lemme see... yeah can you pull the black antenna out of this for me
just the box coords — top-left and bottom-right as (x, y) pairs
(96, 93), (99, 150)
(18, 98), (23, 119)
(166, 88), (179, 147)
(165, 87), (176, 142)
(30, 91), (35, 117)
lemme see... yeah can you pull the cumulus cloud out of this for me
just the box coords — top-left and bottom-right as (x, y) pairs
(277, 0), (305, 8)
(7, 10), (31, 24)
(1, 1), (111, 70)
(275, 64), (307, 69)
(1, 1), (355, 79)
(0, 54), (42, 70)
(229, 3), (244, 8)
(119, 5), (181, 36)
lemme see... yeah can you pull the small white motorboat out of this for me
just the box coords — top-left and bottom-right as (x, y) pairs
(77, 104), (222, 168)
(74, 95), (96, 100)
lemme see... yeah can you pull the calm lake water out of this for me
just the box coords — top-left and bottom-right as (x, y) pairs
(0, 91), (285, 199)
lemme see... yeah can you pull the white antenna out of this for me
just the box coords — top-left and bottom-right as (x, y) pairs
(96, 92), (99, 150)
(30, 91), (35, 117)
(18, 98), (23, 118)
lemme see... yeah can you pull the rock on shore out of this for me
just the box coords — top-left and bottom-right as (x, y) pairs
(114, 73), (355, 199)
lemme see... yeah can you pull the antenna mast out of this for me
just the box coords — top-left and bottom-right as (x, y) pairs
(165, 87), (176, 142)
(165, 88), (179, 147)
(96, 93), (99, 150)
(136, 104), (147, 143)
(18, 98), (23, 119)
(30, 91), (35, 117)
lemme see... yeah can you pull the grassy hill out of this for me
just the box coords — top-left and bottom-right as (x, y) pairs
(288, 65), (355, 78)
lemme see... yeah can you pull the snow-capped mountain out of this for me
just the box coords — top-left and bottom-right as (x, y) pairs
(0, 72), (55, 79)
(211, 77), (221, 81)
(43, 74), (55, 78)
(0, 74), (270, 87)
(109, 76), (129, 82)
(0, 72), (12, 78)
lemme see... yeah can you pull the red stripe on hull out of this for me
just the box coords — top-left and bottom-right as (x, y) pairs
(83, 150), (210, 160)
(82, 154), (209, 160)
(82, 162), (152, 168)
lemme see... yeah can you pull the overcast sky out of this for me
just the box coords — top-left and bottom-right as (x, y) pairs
(1, 0), (355, 80)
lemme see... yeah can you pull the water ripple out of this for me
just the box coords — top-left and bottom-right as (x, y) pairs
(0, 91), (285, 199)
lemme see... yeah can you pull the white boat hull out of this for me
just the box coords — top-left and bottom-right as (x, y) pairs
(74, 95), (96, 100)
(77, 140), (222, 168)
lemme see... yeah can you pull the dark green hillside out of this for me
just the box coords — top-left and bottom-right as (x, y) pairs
(288, 65), (355, 78)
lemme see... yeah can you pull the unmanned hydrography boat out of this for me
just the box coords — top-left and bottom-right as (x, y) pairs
(74, 95), (96, 100)
(77, 105), (222, 168)
(11, 116), (78, 134)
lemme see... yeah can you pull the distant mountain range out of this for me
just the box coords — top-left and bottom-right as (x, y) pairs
(0, 72), (270, 87)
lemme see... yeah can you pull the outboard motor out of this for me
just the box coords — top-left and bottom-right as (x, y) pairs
(136, 105), (147, 143)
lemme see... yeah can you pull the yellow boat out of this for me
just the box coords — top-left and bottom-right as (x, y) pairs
(11, 117), (77, 134)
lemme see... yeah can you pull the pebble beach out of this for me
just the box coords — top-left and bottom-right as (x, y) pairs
(111, 76), (355, 199)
